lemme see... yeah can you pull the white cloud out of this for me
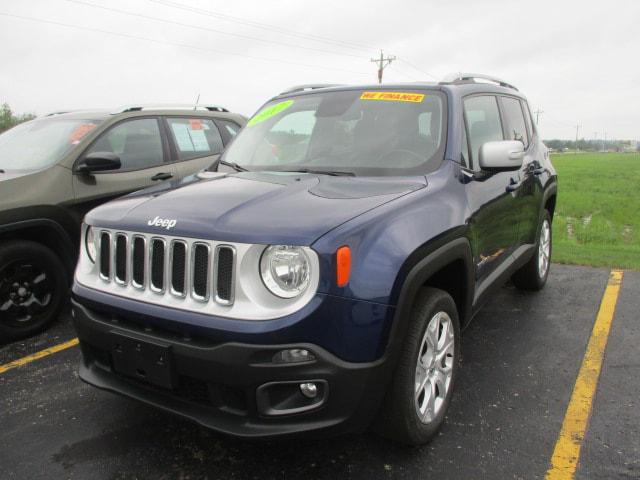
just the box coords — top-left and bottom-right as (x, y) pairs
(0, 0), (638, 139)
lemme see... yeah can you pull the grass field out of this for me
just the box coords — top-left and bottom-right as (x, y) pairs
(551, 152), (640, 270)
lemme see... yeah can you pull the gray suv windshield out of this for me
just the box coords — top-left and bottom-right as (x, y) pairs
(222, 89), (446, 176)
(0, 117), (104, 171)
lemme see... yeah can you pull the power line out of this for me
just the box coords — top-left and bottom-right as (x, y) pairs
(146, 0), (374, 53)
(397, 58), (438, 81)
(62, 0), (366, 60)
(0, 12), (372, 76)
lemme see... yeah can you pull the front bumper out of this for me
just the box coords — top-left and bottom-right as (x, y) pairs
(72, 299), (391, 439)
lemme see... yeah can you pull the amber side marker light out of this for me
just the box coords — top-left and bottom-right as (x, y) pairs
(336, 246), (351, 287)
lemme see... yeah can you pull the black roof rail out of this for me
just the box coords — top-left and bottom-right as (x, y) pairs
(279, 84), (344, 95)
(440, 73), (518, 91)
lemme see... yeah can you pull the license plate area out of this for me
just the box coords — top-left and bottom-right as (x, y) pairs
(110, 332), (175, 389)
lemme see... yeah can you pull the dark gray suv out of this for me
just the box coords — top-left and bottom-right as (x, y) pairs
(0, 105), (246, 341)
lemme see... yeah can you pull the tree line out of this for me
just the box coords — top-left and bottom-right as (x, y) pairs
(544, 138), (640, 152)
(0, 103), (36, 133)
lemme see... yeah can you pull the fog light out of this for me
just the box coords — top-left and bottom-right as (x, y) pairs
(300, 382), (318, 398)
(272, 348), (315, 364)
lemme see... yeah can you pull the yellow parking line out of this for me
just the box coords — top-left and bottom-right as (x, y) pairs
(545, 269), (624, 480)
(0, 337), (79, 375)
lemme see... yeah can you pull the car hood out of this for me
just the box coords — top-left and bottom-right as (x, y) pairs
(0, 170), (32, 182)
(85, 171), (426, 245)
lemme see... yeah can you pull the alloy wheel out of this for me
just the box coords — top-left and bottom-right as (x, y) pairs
(414, 311), (455, 424)
(0, 261), (53, 326)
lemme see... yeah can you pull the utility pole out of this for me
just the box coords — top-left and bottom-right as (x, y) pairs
(534, 108), (544, 125)
(603, 132), (607, 152)
(575, 124), (581, 153)
(370, 50), (396, 84)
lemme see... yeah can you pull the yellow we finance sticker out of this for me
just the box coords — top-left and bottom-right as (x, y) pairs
(360, 91), (425, 103)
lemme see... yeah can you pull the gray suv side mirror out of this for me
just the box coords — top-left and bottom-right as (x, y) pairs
(76, 152), (121, 174)
(479, 141), (524, 171)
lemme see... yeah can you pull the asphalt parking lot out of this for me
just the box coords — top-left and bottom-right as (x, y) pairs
(1, 264), (638, 480)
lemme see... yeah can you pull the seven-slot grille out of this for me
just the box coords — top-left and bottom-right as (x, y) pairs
(97, 231), (235, 305)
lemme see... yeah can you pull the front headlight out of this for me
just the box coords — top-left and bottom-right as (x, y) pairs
(260, 245), (311, 298)
(85, 225), (96, 263)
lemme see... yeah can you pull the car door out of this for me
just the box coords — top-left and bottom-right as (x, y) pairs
(72, 117), (176, 215)
(164, 117), (225, 178)
(498, 96), (543, 246)
(463, 95), (520, 283)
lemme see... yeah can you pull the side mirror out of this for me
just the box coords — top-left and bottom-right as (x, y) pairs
(479, 140), (524, 171)
(75, 152), (121, 174)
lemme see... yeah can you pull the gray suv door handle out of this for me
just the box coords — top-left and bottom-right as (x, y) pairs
(151, 172), (173, 181)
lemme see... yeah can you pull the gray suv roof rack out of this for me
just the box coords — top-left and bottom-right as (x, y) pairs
(280, 84), (344, 95)
(440, 73), (518, 91)
(114, 104), (229, 114)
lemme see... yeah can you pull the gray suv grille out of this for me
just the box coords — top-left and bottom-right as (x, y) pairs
(98, 230), (235, 305)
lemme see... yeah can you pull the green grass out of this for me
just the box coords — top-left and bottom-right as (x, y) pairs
(551, 152), (640, 270)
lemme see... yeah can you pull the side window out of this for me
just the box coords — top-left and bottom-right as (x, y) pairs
(501, 97), (529, 148)
(521, 100), (534, 142)
(464, 95), (504, 163)
(219, 120), (241, 138)
(87, 118), (164, 171)
(167, 118), (224, 161)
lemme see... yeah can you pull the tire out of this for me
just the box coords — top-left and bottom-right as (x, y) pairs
(511, 210), (552, 291)
(374, 287), (461, 445)
(0, 240), (68, 342)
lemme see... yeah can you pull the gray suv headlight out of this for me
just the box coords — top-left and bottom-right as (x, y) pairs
(85, 225), (96, 263)
(260, 245), (311, 298)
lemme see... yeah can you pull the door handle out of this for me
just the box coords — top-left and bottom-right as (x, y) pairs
(151, 172), (173, 181)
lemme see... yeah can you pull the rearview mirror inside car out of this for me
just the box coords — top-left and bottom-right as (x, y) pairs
(479, 140), (524, 171)
(75, 152), (121, 174)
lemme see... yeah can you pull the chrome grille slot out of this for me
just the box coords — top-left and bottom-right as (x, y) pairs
(150, 238), (166, 292)
(99, 232), (111, 280)
(170, 241), (187, 297)
(192, 243), (210, 301)
(131, 236), (145, 288)
(215, 245), (235, 304)
(114, 234), (127, 285)
(87, 229), (242, 309)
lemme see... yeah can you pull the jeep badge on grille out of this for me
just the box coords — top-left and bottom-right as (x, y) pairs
(147, 216), (177, 230)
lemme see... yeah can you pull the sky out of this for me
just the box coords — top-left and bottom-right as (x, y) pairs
(0, 0), (638, 140)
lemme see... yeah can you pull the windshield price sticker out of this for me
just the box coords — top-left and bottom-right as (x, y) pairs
(69, 123), (97, 144)
(247, 100), (294, 127)
(189, 119), (203, 130)
(360, 92), (425, 103)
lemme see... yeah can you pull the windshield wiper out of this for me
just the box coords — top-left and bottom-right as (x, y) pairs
(282, 168), (355, 176)
(217, 159), (249, 172)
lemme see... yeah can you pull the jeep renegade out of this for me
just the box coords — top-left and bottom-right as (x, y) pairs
(72, 76), (557, 445)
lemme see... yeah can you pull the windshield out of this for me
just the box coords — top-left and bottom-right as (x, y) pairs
(0, 117), (104, 171)
(222, 89), (446, 176)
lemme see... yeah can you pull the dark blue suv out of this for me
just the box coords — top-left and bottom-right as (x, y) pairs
(72, 75), (557, 445)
